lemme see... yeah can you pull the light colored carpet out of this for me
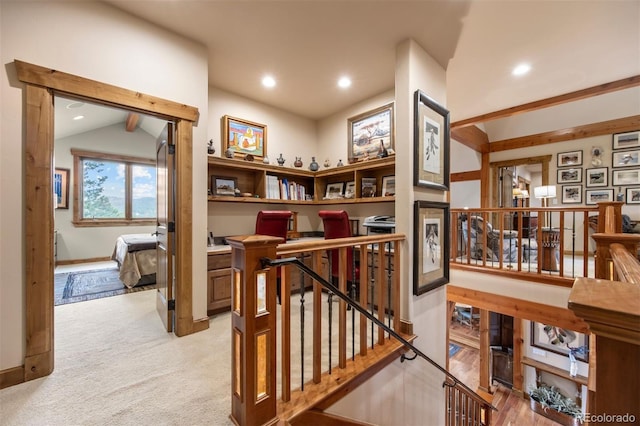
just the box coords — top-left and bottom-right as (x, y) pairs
(0, 290), (234, 426)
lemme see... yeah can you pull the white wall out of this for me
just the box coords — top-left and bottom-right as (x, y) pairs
(1, 0), (209, 370)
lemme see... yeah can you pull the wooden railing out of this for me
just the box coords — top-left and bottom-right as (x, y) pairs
(227, 233), (494, 425)
(568, 204), (640, 423)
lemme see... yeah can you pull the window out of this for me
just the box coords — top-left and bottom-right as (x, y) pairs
(72, 149), (156, 226)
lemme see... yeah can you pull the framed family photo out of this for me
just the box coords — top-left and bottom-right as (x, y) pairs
(413, 90), (450, 191)
(413, 200), (449, 296)
(530, 322), (589, 362)
(612, 130), (640, 150)
(222, 115), (267, 160)
(347, 103), (394, 163)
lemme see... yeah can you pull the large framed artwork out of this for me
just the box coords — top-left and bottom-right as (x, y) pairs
(222, 115), (267, 160)
(413, 200), (449, 296)
(413, 90), (450, 191)
(347, 102), (394, 163)
(54, 167), (70, 209)
(530, 322), (589, 362)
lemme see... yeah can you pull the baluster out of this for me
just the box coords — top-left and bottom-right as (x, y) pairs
(370, 245), (375, 349)
(351, 245), (356, 360)
(387, 241), (392, 334)
(327, 254), (333, 374)
(299, 253), (305, 390)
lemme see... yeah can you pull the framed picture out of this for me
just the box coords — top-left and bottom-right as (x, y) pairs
(585, 189), (614, 205)
(612, 149), (640, 168)
(54, 167), (70, 209)
(626, 187), (640, 204)
(413, 200), (449, 296)
(325, 182), (344, 199)
(612, 168), (640, 186)
(413, 90), (450, 191)
(557, 168), (582, 184)
(212, 176), (238, 196)
(222, 115), (267, 160)
(361, 177), (377, 198)
(344, 181), (355, 199)
(561, 185), (582, 204)
(612, 130), (640, 150)
(557, 150), (583, 167)
(530, 322), (589, 362)
(585, 167), (608, 187)
(347, 102), (394, 163)
(381, 175), (395, 197)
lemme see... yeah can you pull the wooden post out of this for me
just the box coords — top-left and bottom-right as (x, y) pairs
(227, 235), (282, 426)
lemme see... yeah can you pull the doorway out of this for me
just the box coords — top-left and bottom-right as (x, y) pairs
(17, 60), (200, 383)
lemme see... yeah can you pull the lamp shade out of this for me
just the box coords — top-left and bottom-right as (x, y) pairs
(534, 185), (556, 199)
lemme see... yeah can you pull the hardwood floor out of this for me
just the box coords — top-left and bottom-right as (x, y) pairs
(449, 322), (560, 425)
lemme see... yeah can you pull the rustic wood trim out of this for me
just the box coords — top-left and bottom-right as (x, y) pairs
(71, 220), (156, 227)
(451, 170), (481, 182)
(398, 319), (413, 335)
(452, 263), (576, 288)
(489, 115), (640, 152)
(478, 309), (490, 393)
(451, 75), (640, 128)
(521, 356), (588, 386)
(447, 285), (589, 333)
(56, 256), (111, 266)
(481, 152), (490, 208)
(15, 60), (199, 123)
(451, 125), (490, 153)
(69, 148), (155, 165)
(125, 112), (139, 132)
(512, 318), (524, 394)
(446, 301), (456, 371)
(0, 366), (25, 389)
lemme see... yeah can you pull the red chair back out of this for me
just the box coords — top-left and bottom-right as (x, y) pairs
(255, 210), (292, 241)
(319, 210), (358, 281)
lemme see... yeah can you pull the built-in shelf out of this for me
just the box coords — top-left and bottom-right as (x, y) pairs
(522, 356), (588, 386)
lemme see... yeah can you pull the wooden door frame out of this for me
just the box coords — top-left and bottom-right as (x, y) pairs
(15, 60), (204, 384)
(489, 155), (552, 208)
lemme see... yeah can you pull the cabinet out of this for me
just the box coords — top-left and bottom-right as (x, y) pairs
(207, 252), (232, 315)
(207, 156), (395, 205)
(491, 347), (513, 387)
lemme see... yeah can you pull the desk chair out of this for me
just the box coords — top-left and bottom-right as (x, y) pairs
(318, 210), (360, 301)
(255, 210), (292, 303)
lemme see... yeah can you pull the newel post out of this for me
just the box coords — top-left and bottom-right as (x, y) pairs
(227, 235), (281, 426)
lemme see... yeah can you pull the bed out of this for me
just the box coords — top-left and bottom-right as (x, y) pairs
(111, 233), (157, 288)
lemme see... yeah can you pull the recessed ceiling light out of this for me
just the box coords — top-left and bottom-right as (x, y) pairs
(73, 115), (84, 121)
(66, 102), (84, 109)
(512, 63), (531, 76)
(338, 76), (352, 89)
(262, 75), (276, 88)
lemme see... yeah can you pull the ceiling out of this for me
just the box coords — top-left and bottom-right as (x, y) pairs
(102, 0), (639, 123)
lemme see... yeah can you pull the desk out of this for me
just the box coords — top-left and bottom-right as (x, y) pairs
(541, 228), (560, 271)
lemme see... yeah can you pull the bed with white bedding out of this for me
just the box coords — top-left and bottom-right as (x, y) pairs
(111, 233), (157, 288)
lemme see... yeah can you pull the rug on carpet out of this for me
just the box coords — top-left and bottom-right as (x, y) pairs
(54, 268), (155, 306)
(449, 343), (462, 358)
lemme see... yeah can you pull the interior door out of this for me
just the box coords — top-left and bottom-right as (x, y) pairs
(156, 122), (175, 332)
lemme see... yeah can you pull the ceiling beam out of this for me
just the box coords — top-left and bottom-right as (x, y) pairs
(452, 75), (640, 129)
(125, 112), (139, 132)
(451, 125), (489, 153)
(489, 115), (640, 153)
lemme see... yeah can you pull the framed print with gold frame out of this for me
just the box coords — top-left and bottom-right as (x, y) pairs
(222, 115), (267, 160)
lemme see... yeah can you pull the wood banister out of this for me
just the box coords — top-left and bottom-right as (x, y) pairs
(610, 243), (640, 284)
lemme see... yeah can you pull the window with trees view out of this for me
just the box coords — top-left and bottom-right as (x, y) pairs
(72, 149), (156, 226)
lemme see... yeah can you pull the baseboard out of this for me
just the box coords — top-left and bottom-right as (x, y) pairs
(56, 256), (111, 266)
(0, 365), (25, 389)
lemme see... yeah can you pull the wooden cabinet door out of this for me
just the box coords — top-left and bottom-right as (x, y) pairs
(207, 268), (232, 315)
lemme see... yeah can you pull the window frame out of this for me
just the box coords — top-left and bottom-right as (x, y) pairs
(71, 149), (156, 227)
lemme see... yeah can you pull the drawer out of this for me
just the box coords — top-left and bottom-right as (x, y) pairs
(208, 253), (231, 270)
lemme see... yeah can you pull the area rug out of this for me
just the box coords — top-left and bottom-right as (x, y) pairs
(449, 343), (462, 358)
(54, 268), (155, 306)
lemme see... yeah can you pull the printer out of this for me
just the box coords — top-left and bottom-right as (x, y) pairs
(363, 215), (395, 234)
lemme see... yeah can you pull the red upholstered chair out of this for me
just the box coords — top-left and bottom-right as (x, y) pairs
(255, 210), (292, 303)
(318, 210), (360, 298)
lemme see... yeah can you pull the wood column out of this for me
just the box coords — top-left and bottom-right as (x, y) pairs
(478, 308), (491, 393)
(227, 235), (282, 426)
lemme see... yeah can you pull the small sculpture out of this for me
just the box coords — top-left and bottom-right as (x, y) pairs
(337, 159), (344, 167)
(244, 154), (254, 162)
(225, 147), (234, 158)
(377, 140), (389, 158)
(277, 153), (286, 166)
(207, 139), (215, 155)
(324, 158), (331, 168)
(294, 157), (303, 168)
(263, 155), (270, 165)
(309, 157), (319, 171)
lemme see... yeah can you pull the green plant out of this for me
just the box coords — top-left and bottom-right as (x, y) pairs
(528, 383), (584, 420)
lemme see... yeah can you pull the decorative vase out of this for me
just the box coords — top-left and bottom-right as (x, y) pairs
(309, 157), (319, 171)
(337, 159), (344, 167)
(294, 157), (303, 168)
(277, 153), (286, 166)
(263, 155), (270, 165)
(225, 147), (234, 158)
(207, 139), (215, 155)
(323, 158), (331, 168)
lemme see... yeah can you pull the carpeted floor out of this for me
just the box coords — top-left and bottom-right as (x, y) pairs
(54, 267), (155, 305)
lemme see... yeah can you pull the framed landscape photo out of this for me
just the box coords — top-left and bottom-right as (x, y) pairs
(212, 176), (238, 196)
(585, 167), (608, 187)
(413, 200), (449, 296)
(413, 90), (450, 191)
(347, 102), (394, 163)
(325, 182), (344, 199)
(557, 168), (582, 184)
(222, 115), (267, 160)
(612, 130), (640, 150)
(612, 149), (640, 168)
(530, 322), (589, 362)
(612, 168), (640, 186)
(557, 150), (583, 167)
(585, 189), (614, 205)
(54, 167), (70, 209)
(561, 185), (582, 204)
(626, 187), (640, 204)
(381, 175), (395, 196)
